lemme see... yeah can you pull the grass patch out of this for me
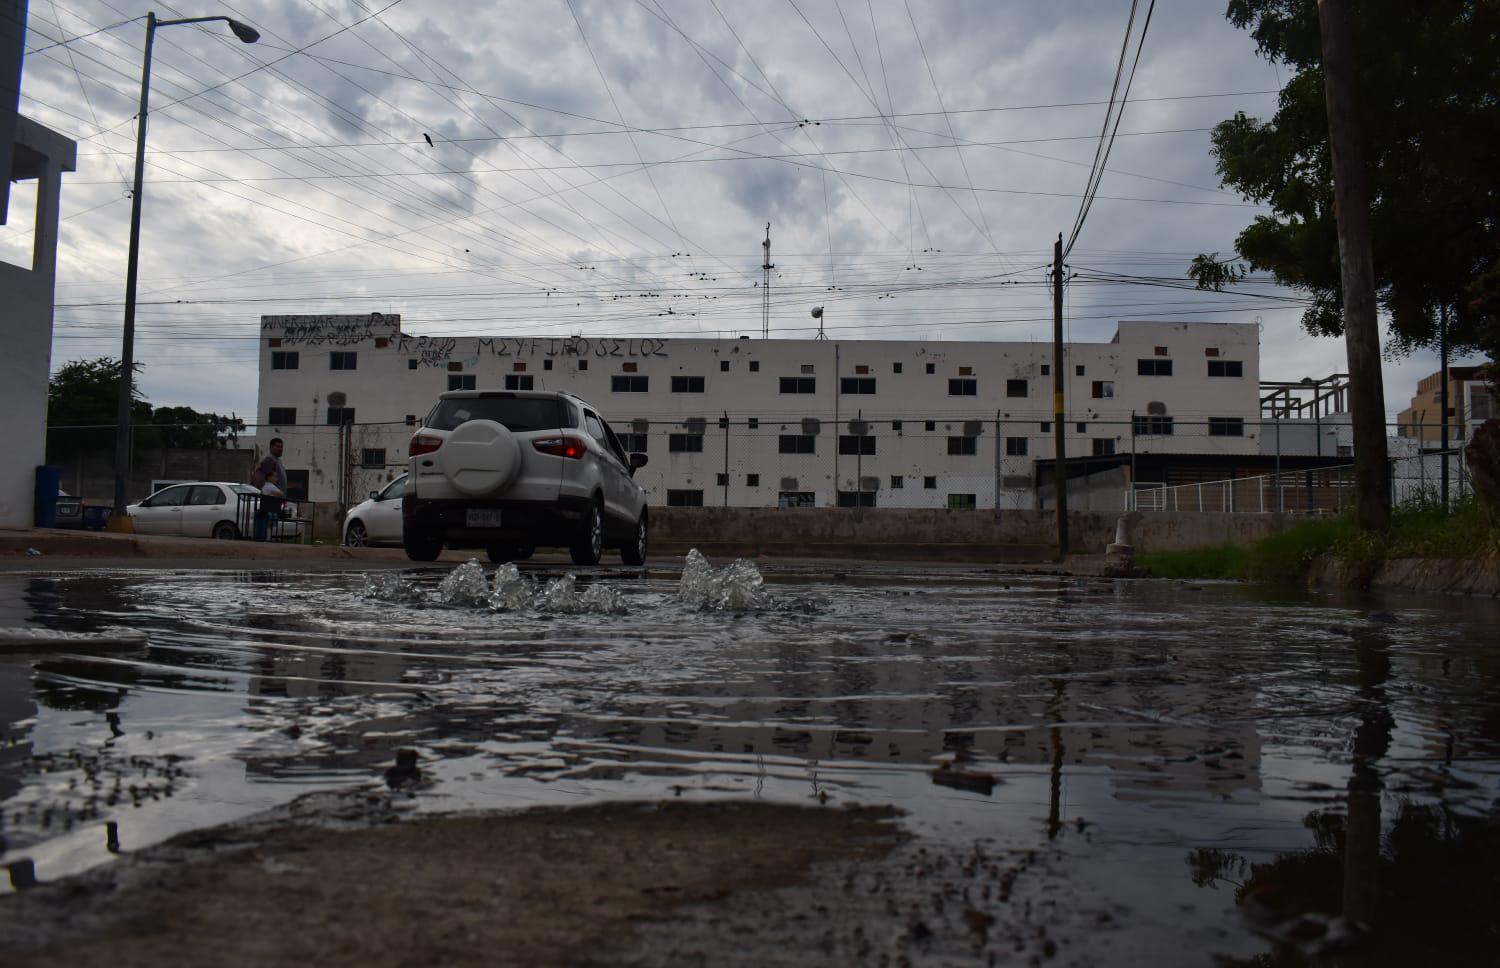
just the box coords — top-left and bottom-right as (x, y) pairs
(1136, 545), (1248, 580)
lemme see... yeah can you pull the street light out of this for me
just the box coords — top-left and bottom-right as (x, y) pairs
(110, 12), (259, 528)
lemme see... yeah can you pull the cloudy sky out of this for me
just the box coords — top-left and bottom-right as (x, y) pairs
(7, 0), (1477, 422)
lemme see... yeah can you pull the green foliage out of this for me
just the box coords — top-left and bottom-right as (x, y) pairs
(1199, 1), (1500, 359)
(1186, 252), (1247, 292)
(1244, 516), (1358, 582)
(46, 357), (246, 461)
(1136, 545), (1249, 580)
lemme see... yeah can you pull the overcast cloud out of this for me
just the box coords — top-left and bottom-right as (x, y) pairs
(6, 0), (1480, 420)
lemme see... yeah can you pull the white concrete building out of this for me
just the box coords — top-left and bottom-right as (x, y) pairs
(0, 117), (76, 527)
(255, 314), (1266, 511)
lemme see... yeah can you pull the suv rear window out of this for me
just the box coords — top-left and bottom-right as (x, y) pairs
(424, 396), (574, 433)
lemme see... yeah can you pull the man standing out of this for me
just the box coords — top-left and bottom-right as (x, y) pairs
(252, 438), (289, 540)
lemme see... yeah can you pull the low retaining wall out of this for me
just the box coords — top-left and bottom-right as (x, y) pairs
(1308, 555), (1500, 597)
(651, 508), (1290, 560)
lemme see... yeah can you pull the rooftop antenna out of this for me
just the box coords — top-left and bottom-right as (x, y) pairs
(761, 222), (772, 339)
(812, 305), (826, 340)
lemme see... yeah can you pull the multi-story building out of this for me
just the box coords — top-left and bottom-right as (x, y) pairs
(1395, 366), (1494, 442)
(255, 314), (1264, 509)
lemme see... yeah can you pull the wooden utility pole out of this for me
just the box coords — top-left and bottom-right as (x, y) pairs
(1052, 233), (1069, 554)
(1440, 304), (1449, 510)
(1317, 0), (1390, 532)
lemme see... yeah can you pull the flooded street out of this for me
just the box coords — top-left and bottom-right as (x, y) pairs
(2, 560), (1498, 964)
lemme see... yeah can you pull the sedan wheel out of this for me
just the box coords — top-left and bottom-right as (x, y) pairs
(620, 512), (648, 566)
(212, 521), (239, 541)
(345, 520), (369, 547)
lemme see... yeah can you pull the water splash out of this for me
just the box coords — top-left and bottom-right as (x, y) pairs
(362, 572), (423, 604)
(488, 563), (534, 612)
(435, 560), (491, 606)
(581, 581), (628, 616)
(678, 548), (769, 612)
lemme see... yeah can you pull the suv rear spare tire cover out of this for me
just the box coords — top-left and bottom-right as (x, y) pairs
(436, 419), (522, 496)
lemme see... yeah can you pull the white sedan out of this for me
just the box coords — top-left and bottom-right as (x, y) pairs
(343, 474), (406, 547)
(128, 482), (275, 539)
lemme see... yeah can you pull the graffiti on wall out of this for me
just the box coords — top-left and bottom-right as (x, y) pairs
(397, 335), (671, 368)
(261, 313), (399, 347)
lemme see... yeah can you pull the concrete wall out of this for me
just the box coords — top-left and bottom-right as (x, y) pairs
(650, 507), (1289, 559)
(0, 118), (75, 527)
(255, 317), (1264, 508)
(53, 447), (258, 504)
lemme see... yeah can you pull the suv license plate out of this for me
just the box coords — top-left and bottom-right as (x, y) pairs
(466, 509), (503, 528)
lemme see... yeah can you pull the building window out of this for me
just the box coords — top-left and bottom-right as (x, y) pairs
(778, 491), (814, 508)
(778, 434), (816, 454)
(360, 448), (386, 468)
(667, 489), (704, 507)
(893, 362), (903, 374)
(748, 417), (759, 429)
(746, 474), (760, 487)
(890, 475), (904, 489)
(923, 476), (937, 489)
(947, 436), (978, 456)
(780, 376), (816, 393)
(1005, 379), (1027, 398)
(947, 493), (977, 510)
(924, 420), (936, 432)
(1092, 380), (1114, 398)
(1093, 438), (1116, 457)
(449, 361), (464, 372)
(925, 363), (936, 374)
(449, 374), (477, 391)
(267, 407), (296, 425)
(1208, 360), (1244, 378)
(618, 433), (647, 452)
(1075, 364), (1086, 376)
(326, 406), (355, 425)
(1209, 417), (1245, 436)
(505, 374), (533, 390)
(578, 359), (588, 371)
(1040, 421), (1051, 433)
(1337, 444), (1353, 458)
(1041, 364), (1050, 376)
(838, 435), (876, 455)
(749, 360), (759, 372)
(408, 359), (418, 370)
(330, 351), (357, 371)
(271, 351), (299, 370)
(1005, 437), (1027, 456)
(1133, 415), (1174, 436)
(891, 420), (903, 432)
(1076, 422), (1087, 433)
(716, 473), (729, 486)
(720, 360), (730, 372)
(672, 375), (706, 393)
(405, 414), (417, 426)
(840, 377), (876, 394)
(837, 490), (877, 508)
(800, 363), (815, 374)
(612, 375), (649, 392)
(668, 433), (704, 453)
(1137, 359), (1173, 376)
(544, 359), (553, 370)
(950, 378), (978, 396)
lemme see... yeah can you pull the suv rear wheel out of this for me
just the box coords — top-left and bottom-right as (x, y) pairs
(620, 511), (648, 566)
(403, 528), (444, 562)
(569, 498), (604, 566)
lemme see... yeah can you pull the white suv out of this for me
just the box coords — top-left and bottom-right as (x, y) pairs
(402, 389), (650, 565)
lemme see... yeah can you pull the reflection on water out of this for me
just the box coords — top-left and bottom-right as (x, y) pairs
(0, 566), (1497, 960)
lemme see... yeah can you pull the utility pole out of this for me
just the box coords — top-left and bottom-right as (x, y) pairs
(1317, 0), (1389, 532)
(1439, 304), (1449, 510)
(1052, 233), (1069, 555)
(761, 223), (772, 339)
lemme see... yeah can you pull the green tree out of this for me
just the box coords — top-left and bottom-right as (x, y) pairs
(46, 358), (246, 461)
(1190, 0), (1500, 359)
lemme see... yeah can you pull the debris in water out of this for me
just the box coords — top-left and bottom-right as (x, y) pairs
(362, 572), (423, 604)
(678, 548), (769, 611)
(384, 748), (422, 789)
(435, 560), (491, 605)
(25, 548), (42, 557)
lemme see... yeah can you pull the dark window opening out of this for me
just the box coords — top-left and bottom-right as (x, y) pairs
(1092, 438), (1116, 457)
(923, 476), (937, 489)
(668, 434), (704, 453)
(449, 374), (477, 391)
(667, 489), (704, 507)
(1209, 417), (1245, 436)
(672, 375), (706, 393)
(947, 436), (978, 456)
(330, 351), (357, 371)
(1092, 380), (1114, 398)
(840, 377), (876, 394)
(271, 351), (299, 370)
(1005, 379), (1027, 398)
(612, 375), (649, 392)
(838, 435), (876, 455)
(1133, 415), (1175, 436)
(504, 374), (533, 390)
(779, 376), (817, 394)
(1005, 437), (1027, 456)
(950, 378), (979, 396)
(268, 407), (296, 425)
(837, 490), (877, 508)
(1207, 360), (1244, 378)
(1137, 359), (1173, 376)
(778, 435), (816, 454)
(360, 448), (386, 468)
(947, 493), (977, 510)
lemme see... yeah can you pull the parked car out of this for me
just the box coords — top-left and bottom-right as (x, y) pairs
(127, 482), (284, 539)
(402, 389), (649, 565)
(55, 490), (85, 529)
(343, 473), (407, 547)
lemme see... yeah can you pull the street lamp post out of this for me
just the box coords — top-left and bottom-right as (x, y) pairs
(111, 12), (259, 527)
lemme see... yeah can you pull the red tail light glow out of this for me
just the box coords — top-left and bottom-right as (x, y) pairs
(409, 434), (444, 457)
(533, 436), (587, 459)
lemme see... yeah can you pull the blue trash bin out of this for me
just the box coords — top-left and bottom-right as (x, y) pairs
(34, 466), (62, 528)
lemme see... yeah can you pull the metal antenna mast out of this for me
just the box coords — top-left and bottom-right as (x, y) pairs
(761, 222), (772, 338)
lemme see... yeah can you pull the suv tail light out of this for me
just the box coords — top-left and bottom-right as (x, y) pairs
(409, 434), (444, 457)
(533, 436), (587, 459)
